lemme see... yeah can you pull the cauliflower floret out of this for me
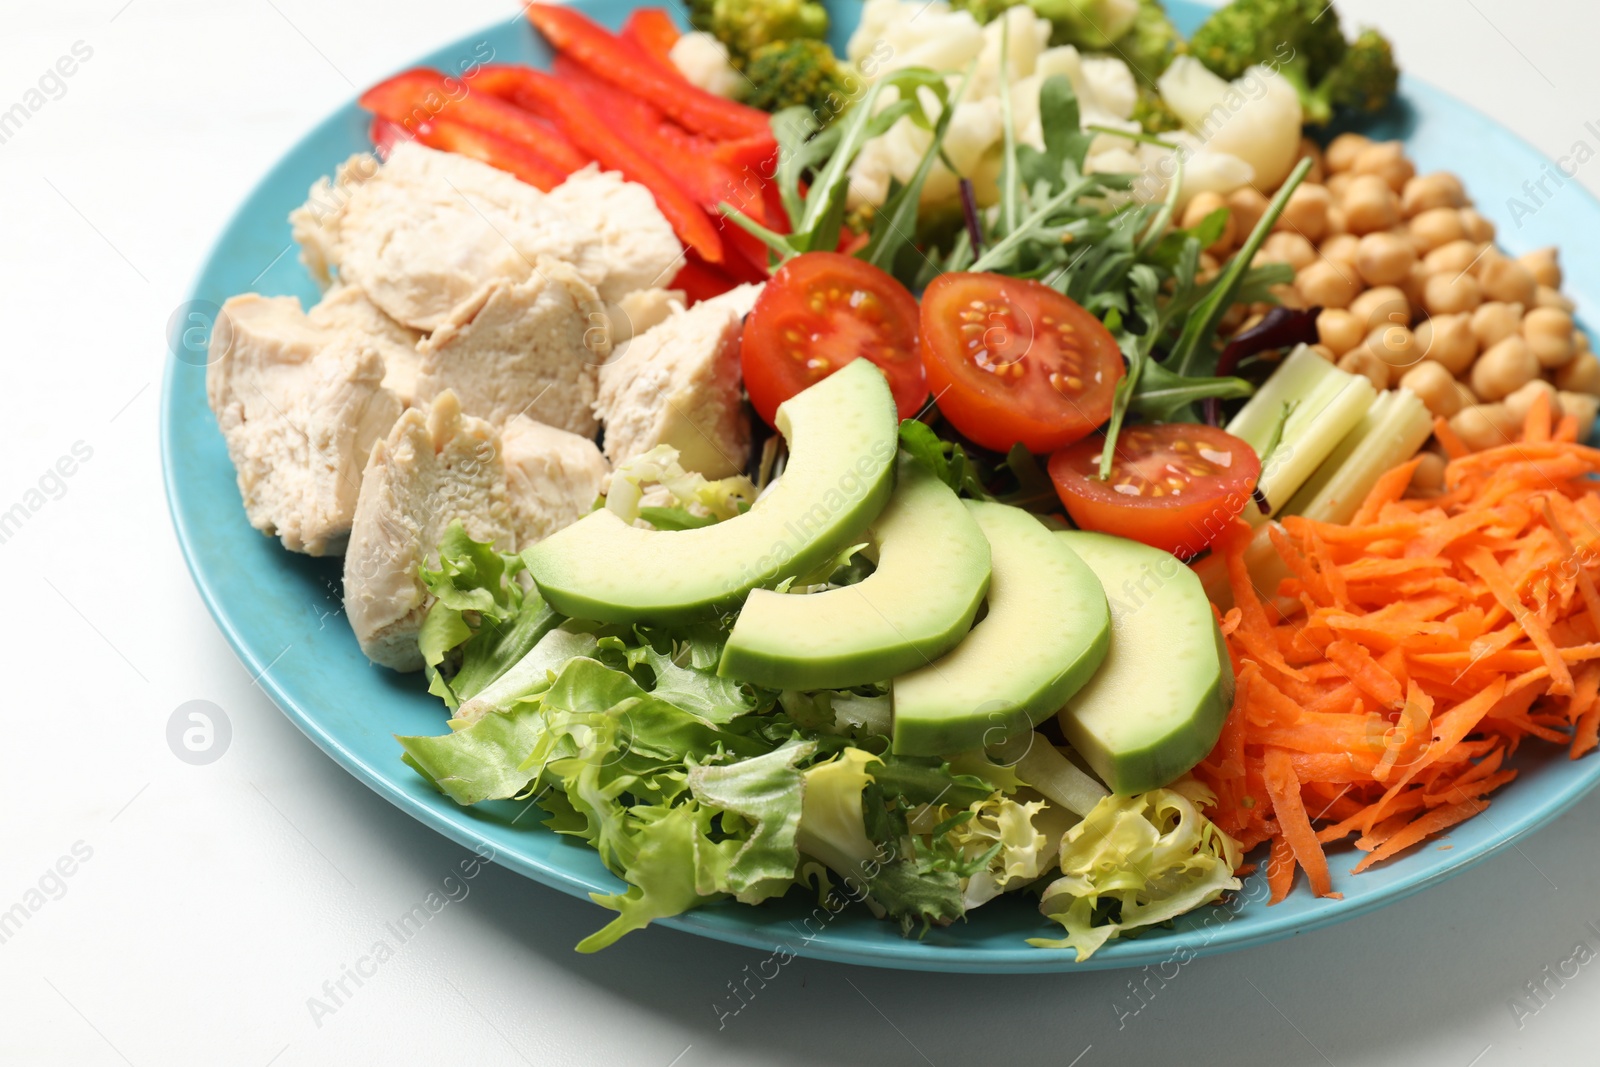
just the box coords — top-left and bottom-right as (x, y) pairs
(1159, 56), (1303, 191)
(669, 31), (744, 98)
(847, 0), (985, 77)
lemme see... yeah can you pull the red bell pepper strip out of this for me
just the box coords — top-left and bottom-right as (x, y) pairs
(620, 8), (682, 70)
(360, 68), (589, 173)
(478, 65), (725, 262)
(524, 4), (770, 141)
(547, 56), (775, 235)
(671, 252), (741, 304)
(369, 116), (571, 191)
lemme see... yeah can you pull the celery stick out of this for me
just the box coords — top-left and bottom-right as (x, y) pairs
(1283, 388), (1433, 523)
(1226, 346), (1376, 524)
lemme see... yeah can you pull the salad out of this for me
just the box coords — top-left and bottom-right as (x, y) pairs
(200, 0), (1600, 961)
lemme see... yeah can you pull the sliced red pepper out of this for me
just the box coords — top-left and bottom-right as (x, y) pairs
(524, 4), (770, 141)
(369, 115), (570, 191)
(548, 56), (773, 232)
(672, 253), (741, 304)
(479, 65), (724, 262)
(360, 68), (589, 173)
(620, 8), (681, 70)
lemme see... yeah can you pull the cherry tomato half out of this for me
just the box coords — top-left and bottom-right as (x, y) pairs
(920, 273), (1124, 454)
(739, 252), (927, 426)
(1048, 424), (1262, 559)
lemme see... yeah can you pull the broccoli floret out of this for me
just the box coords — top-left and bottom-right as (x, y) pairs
(1130, 85), (1183, 133)
(1188, 0), (1398, 127)
(689, 0), (830, 66)
(1108, 0), (1183, 86)
(1322, 29), (1399, 116)
(738, 39), (851, 115)
(1031, 0), (1141, 49)
(947, 0), (1026, 24)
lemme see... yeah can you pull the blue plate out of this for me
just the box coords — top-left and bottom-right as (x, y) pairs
(162, 0), (1600, 972)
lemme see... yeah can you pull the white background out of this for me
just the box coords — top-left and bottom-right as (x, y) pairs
(3, 1), (1599, 1064)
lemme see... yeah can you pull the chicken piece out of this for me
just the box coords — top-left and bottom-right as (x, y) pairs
(206, 293), (402, 555)
(306, 285), (422, 406)
(343, 392), (513, 671)
(595, 283), (763, 479)
(290, 144), (681, 331)
(414, 260), (607, 436)
(500, 416), (609, 546)
(606, 287), (686, 344)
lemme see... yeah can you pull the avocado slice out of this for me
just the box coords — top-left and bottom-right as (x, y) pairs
(523, 359), (898, 625)
(890, 502), (1110, 756)
(1054, 531), (1235, 795)
(719, 455), (992, 691)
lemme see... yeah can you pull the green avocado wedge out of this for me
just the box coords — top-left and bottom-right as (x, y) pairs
(719, 455), (993, 691)
(523, 359), (899, 625)
(1054, 531), (1235, 795)
(890, 502), (1110, 756)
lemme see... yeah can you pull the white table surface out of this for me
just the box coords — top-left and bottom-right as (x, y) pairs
(5, 1), (1599, 1063)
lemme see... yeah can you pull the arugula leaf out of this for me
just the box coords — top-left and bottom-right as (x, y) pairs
(897, 420), (992, 499)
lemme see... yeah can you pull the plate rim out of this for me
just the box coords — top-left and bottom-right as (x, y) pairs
(161, 5), (1600, 973)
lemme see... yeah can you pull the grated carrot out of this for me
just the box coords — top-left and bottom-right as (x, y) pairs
(1194, 399), (1600, 899)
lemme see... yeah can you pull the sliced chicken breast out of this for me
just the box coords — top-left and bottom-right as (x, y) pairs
(342, 391), (513, 671)
(594, 283), (763, 479)
(206, 293), (403, 556)
(500, 415), (610, 546)
(306, 285), (423, 406)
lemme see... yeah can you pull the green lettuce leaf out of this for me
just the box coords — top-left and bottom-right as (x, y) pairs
(576, 803), (728, 953)
(1027, 779), (1243, 960)
(689, 740), (816, 903)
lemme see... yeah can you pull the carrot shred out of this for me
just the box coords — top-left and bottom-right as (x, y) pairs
(1194, 424), (1600, 899)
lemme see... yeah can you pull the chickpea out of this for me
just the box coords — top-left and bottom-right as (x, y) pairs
(1317, 308), (1366, 357)
(1503, 379), (1558, 425)
(1353, 141), (1416, 194)
(1518, 247), (1562, 289)
(1460, 208), (1496, 243)
(1351, 232), (1415, 287)
(1199, 252), (1220, 273)
(1320, 233), (1361, 268)
(1469, 302), (1525, 350)
(1296, 138), (1327, 185)
(1524, 307), (1577, 368)
(1183, 192), (1235, 254)
(1415, 313), (1479, 375)
(1226, 187), (1269, 237)
(1409, 450), (1448, 497)
(1276, 183), (1333, 242)
(1401, 172), (1466, 217)
(1424, 271), (1484, 316)
(1268, 283), (1306, 310)
(1556, 351), (1600, 396)
(1350, 286), (1411, 332)
(1338, 344), (1390, 389)
(1260, 231), (1317, 270)
(1408, 207), (1468, 253)
(1471, 335), (1539, 400)
(1325, 132), (1373, 173)
(1323, 204), (1349, 237)
(1325, 172), (1355, 203)
(1367, 322), (1419, 373)
(1478, 256), (1538, 306)
(1343, 175), (1402, 235)
(1449, 403), (1519, 452)
(1577, 330), (1591, 353)
(1400, 361), (1464, 418)
(1400, 261), (1432, 310)
(1454, 381), (1480, 410)
(1296, 259), (1362, 309)
(1535, 285), (1577, 313)
(1307, 343), (1337, 362)
(1557, 391), (1600, 440)
(1423, 239), (1481, 276)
